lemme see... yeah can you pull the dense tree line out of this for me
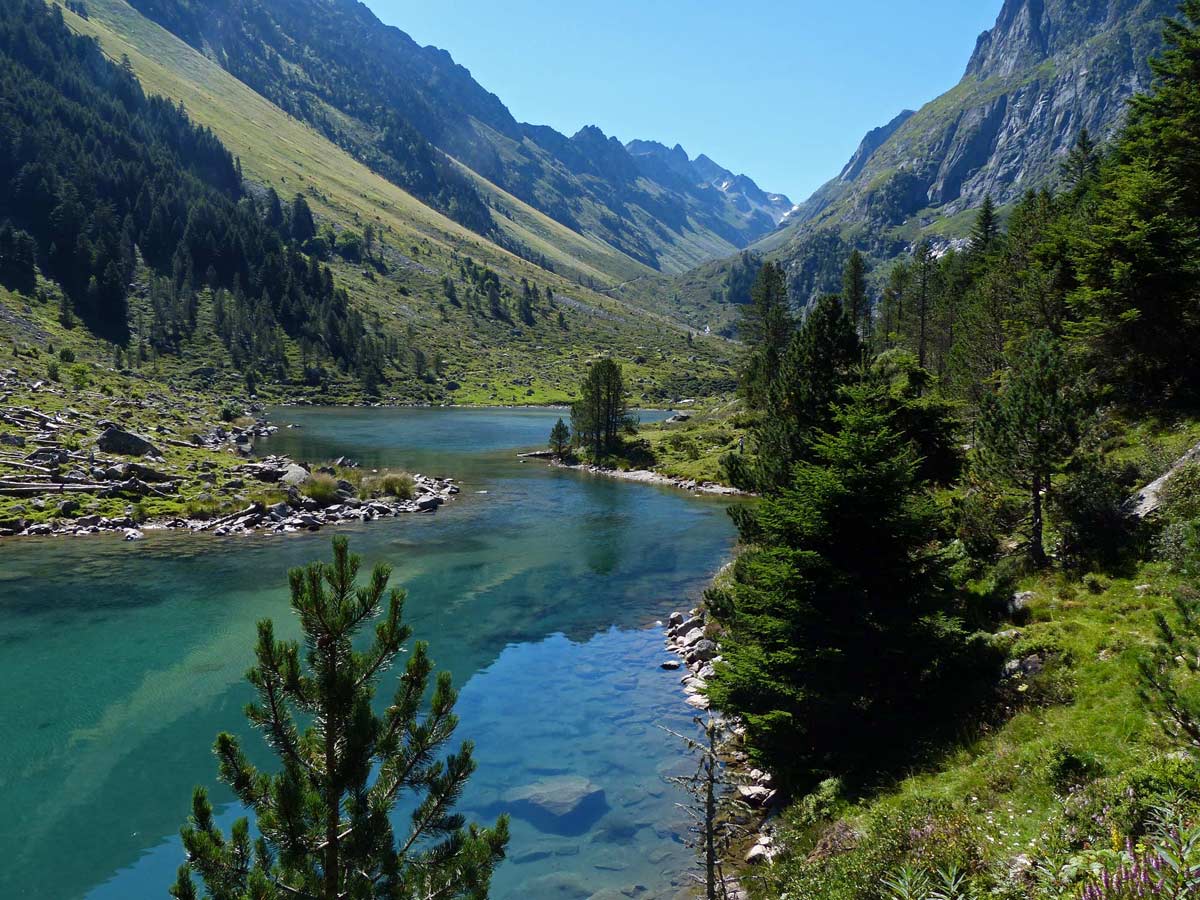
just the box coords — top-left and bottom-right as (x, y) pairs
(0, 0), (379, 382)
(712, 2), (1200, 784)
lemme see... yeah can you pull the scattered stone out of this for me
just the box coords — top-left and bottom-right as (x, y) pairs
(97, 427), (161, 458)
(660, 660), (681, 671)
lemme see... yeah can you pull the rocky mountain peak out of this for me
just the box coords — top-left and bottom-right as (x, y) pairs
(966, 0), (1152, 79)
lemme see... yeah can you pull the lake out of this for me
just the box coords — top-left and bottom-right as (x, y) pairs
(0, 407), (739, 899)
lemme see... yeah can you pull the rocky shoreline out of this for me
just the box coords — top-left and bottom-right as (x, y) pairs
(2, 453), (459, 540)
(0, 386), (460, 540)
(660, 603), (780, 897)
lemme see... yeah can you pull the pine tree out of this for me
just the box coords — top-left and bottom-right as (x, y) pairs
(970, 194), (998, 254)
(289, 195), (316, 243)
(571, 359), (633, 458)
(1069, 2), (1200, 401)
(171, 538), (509, 900)
(708, 382), (967, 778)
(977, 332), (1082, 567)
(738, 262), (793, 410)
(1059, 128), (1100, 194)
(740, 294), (860, 494)
(841, 249), (869, 344)
(548, 417), (571, 456)
(909, 240), (936, 369)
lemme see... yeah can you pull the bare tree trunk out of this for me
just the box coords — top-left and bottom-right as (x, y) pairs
(705, 751), (717, 900)
(1030, 474), (1046, 567)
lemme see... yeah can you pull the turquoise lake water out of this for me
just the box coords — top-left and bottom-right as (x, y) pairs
(0, 407), (739, 899)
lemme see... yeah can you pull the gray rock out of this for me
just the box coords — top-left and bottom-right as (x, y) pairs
(660, 660), (682, 671)
(0, 432), (25, 447)
(737, 785), (776, 807)
(1008, 590), (1035, 616)
(123, 462), (173, 483)
(671, 615), (703, 637)
(745, 843), (771, 864)
(690, 639), (719, 662)
(280, 463), (311, 487)
(97, 427), (160, 458)
(57, 499), (80, 517)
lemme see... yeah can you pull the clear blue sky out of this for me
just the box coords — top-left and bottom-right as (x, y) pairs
(363, 1), (1002, 202)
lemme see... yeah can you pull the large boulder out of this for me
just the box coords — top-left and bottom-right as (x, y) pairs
(97, 427), (160, 458)
(122, 462), (173, 483)
(280, 463), (311, 487)
(0, 432), (25, 447)
(502, 776), (608, 836)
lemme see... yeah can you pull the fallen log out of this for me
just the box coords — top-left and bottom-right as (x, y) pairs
(0, 459), (53, 474)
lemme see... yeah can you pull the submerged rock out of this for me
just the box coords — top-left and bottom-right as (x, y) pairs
(503, 776), (608, 835)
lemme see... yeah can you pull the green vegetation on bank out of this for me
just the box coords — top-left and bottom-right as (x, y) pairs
(703, 6), (1200, 897)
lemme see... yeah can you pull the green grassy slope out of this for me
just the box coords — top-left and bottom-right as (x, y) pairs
(5, 0), (739, 406)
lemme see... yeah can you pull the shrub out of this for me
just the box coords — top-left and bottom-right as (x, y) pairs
(1050, 456), (1137, 570)
(775, 798), (985, 900)
(1153, 519), (1200, 575)
(69, 363), (89, 390)
(957, 485), (1024, 561)
(219, 404), (239, 423)
(183, 498), (222, 521)
(58, 347), (75, 363)
(1160, 461), (1200, 522)
(47, 361), (59, 381)
(379, 473), (415, 500)
(302, 473), (340, 507)
(1045, 743), (1104, 793)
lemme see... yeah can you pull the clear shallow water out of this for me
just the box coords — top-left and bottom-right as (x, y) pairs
(0, 407), (737, 899)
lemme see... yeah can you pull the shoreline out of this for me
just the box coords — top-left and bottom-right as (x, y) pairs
(0, 459), (461, 542)
(518, 452), (749, 496)
(658, 593), (779, 897)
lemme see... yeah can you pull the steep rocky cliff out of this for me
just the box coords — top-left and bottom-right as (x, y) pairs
(766, 0), (1173, 279)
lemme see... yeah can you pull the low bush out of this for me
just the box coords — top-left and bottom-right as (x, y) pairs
(775, 798), (985, 900)
(957, 485), (1024, 562)
(1050, 455), (1137, 570)
(302, 473), (340, 507)
(379, 473), (415, 500)
(1160, 461), (1200, 521)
